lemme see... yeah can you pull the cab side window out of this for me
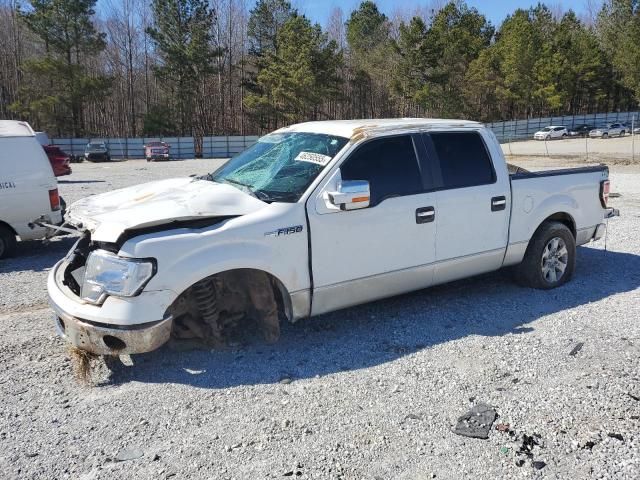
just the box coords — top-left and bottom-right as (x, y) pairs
(425, 131), (495, 190)
(341, 135), (422, 206)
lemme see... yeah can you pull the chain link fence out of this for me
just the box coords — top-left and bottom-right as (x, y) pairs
(50, 110), (639, 160)
(51, 136), (260, 160)
(488, 111), (639, 143)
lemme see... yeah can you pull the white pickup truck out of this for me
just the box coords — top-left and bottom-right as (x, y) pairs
(48, 119), (618, 356)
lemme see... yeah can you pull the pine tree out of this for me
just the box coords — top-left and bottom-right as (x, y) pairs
(597, 0), (640, 104)
(146, 0), (222, 135)
(247, 0), (294, 57)
(394, 2), (492, 117)
(245, 14), (342, 127)
(13, 0), (110, 136)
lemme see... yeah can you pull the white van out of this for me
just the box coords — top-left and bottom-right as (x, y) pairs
(0, 120), (62, 258)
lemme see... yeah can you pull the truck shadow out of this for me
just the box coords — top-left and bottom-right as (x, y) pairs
(111, 246), (640, 388)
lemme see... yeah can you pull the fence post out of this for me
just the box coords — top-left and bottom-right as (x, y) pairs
(632, 114), (636, 163)
(585, 134), (588, 161)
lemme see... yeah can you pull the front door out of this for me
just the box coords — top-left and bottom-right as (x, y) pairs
(306, 134), (437, 315)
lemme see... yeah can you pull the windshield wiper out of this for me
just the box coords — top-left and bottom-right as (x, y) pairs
(222, 178), (252, 189)
(254, 190), (298, 203)
(194, 174), (261, 200)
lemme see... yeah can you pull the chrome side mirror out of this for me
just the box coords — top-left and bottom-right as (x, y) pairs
(328, 180), (370, 210)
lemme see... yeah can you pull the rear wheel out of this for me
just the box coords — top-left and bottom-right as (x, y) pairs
(0, 225), (17, 259)
(620, 130), (625, 137)
(514, 222), (575, 289)
(603, 132), (608, 138)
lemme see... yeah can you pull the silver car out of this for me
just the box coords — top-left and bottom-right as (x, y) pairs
(589, 123), (627, 138)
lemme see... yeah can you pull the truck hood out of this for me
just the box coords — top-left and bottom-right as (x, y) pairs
(66, 177), (267, 243)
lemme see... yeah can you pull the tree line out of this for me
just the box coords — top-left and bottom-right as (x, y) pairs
(0, 0), (639, 138)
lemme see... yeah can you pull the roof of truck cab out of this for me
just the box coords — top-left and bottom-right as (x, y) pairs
(276, 118), (482, 139)
(0, 120), (36, 138)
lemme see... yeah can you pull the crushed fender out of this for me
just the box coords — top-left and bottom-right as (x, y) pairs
(171, 269), (281, 348)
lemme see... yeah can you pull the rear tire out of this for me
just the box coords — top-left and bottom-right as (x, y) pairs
(514, 221), (575, 289)
(603, 132), (608, 138)
(0, 225), (17, 259)
(620, 130), (625, 137)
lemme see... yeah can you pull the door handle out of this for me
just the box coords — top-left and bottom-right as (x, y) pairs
(491, 196), (507, 211)
(416, 206), (435, 224)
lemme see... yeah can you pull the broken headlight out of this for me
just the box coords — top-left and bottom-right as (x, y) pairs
(81, 250), (156, 304)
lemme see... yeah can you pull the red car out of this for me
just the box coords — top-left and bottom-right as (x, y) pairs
(43, 145), (72, 176)
(145, 141), (171, 161)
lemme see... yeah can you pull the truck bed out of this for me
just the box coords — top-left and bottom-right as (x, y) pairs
(507, 164), (608, 249)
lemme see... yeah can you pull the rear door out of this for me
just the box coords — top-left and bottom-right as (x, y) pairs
(421, 130), (511, 285)
(307, 134), (437, 315)
(0, 136), (58, 237)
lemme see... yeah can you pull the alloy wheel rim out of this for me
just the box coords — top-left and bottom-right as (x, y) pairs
(541, 236), (568, 283)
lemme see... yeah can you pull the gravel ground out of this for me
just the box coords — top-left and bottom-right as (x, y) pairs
(0, 157), (639, 479)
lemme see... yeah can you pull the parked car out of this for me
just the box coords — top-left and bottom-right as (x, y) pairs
(48, 118), (618, 356)
(634, 126), (640, 135)
(43, 145), (72, 177)
(0, 121), (62, 259)
(589, 123), (626, 138)
(84, 142), (111, 162)
(533, 126), (568, 140)
(569, 124), (594, 137)
(145, 141), (171, 161)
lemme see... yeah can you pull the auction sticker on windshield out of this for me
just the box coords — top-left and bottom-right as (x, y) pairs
(295, 151), (332, 166)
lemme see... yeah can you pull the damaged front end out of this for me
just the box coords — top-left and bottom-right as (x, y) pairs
(49, 229), (173, 355)
(48, 177), (284, 357)
(50, 226), (285, 357)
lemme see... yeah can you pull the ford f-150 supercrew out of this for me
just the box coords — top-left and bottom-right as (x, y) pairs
(48, 119), (618, 356)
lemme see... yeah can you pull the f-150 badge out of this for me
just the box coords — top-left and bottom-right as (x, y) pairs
(265, 225), (303, 237)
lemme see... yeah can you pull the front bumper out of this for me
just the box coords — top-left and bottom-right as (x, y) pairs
(85, 153), (109, 161)
(52, 307), (172, 355)
(48, 259), (176, 354)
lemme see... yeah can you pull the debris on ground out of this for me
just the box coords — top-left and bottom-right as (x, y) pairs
(405, 413), (422, 421)
(516, 434), (543, 458)
(569, 342), (584, 356)
(495, 423), (511, 433)
(453, 403), (497, 439)
(532, 460), (547, 470)
(68, 346), (98, 384)
(115, 447), (144, 462)
(607, 433), (624, 441)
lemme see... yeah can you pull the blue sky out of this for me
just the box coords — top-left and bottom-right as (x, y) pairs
(294, 0), (601, 27)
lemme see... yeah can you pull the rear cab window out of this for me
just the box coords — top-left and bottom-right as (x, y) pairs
(340, 135), (423, 206)
(422, 131), (496, 190)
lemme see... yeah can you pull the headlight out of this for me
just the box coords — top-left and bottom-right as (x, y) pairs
(81, 250), (156, 304)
